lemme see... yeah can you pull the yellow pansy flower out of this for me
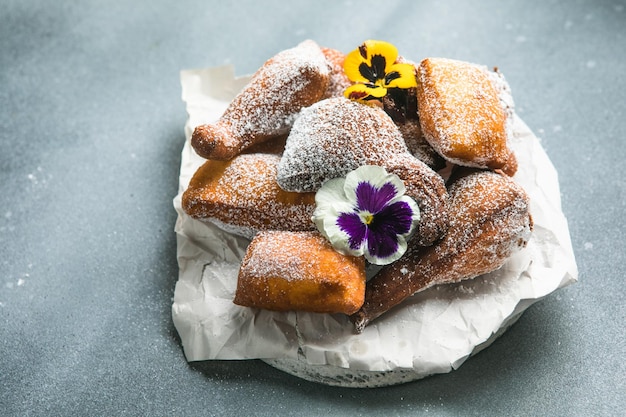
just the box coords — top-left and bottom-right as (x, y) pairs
(343, 40), (417, 103)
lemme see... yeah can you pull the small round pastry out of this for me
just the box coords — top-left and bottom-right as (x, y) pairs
(277, 96), (449, 246)
(191, 40), (331, 160)
(234, 231), (366, 315)
(351, 169), (533, 332)
(416, 57), (517, 175)
(182, 153), (316, 238)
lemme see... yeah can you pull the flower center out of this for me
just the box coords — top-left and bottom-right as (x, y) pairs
(361, 212), (375, 225)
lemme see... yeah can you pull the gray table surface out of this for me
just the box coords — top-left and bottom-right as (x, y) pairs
(1, 0), (624, 415)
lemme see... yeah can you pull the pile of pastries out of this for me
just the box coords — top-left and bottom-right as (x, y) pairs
(181, 40), (533, 333)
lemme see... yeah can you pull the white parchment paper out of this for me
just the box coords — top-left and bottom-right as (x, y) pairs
(172, 65), (578, 375)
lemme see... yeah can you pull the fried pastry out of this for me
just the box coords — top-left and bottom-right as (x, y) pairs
(240, 133), (287, 155)
(182, 153), (316, 238)
(351, 169), (533, 332)
(395, 119), (446, 171)
(320, 47), (351, 99)
(416, 58), (517, 175)
(234, 231), (366, 315)
(276, 96), (449, 246)
(191, 40), (331, 160)
(377, 67), (446, 171)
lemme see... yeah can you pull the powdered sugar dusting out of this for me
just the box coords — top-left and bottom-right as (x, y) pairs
(240, 231), (322, 283)
(417, 58), (511, 170)
(219, 40), (331, 143)
(320, 47), (352, 99)
(395, 119), (445, 170)
(277, 97), (410, 193)
(183, 153), (315, 238)
(277, 97), (449, 246)
(417, 171), (531, 286)
(174, 44), (580, 380)
(487, 68), (516, 149)
(444, 172), (532, 264)
(235, 231), (366, 314)
(356, 170), (532, 329)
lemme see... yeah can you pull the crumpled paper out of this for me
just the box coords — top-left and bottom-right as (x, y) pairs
(172, 65), (578, 376)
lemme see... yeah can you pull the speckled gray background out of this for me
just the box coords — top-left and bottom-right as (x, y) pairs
(1, 0), (624, 415)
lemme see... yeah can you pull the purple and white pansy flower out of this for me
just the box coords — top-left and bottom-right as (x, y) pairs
(312, 165), (420, 265)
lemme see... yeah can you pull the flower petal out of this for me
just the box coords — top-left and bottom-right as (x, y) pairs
(354, 181), (398, 214)
(311, 176), (367, 256)
(313, 177), (346, 208)
(375, 199), (419, 236)
(384, 63), (418, 89)
(318, 213), (359, 256)
(343, 84), (387, 102)
(344, 40), (400, 84)
(362, 55), (387, 83)
(336, 212), (368, 253)
(312, 164), (421, 265)
(344, 165), (406, 204)
(361, 199), (416, 264)
(362, 40), (398, 72)
(343, 48), (371, 84)
(366, 233), (408, 265)
(312, 177), (352, 237)
(365, 226), (401, 263)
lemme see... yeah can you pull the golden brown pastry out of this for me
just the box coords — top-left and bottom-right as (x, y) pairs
(384, 153), (450, 246)
(191, 40), (331, 160)
(374, 61), (446, 171)
(276, 96), (449, 246)
(351, 169), (533, 332)
(416, 58), (517, 176)
(240, 133), (287, 155)
(320, 47), (352, 99)
(395, 119), (446, 171)
(182, 153), (316, 237)
(234, 231), (366, 314)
